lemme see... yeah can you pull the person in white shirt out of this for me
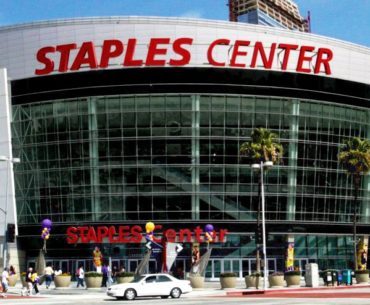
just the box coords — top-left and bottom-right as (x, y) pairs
(1, 267), (9, 298)
(76, 265), (85, 288)
(43, 264), (54, 289)
(54, 268), (62, 276)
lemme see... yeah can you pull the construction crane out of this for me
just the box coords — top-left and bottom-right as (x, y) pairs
(227, 0), (237, 22)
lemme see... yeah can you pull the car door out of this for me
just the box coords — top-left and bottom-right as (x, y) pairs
(156, 275), (175, 295)
(139, 275), (158, 296)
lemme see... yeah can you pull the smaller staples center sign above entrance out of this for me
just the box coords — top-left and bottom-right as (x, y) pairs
(66, 225), (228, 244)
(35, 38), (334, 76)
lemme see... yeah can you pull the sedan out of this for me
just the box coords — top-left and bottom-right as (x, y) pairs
(107, 273), (193, 300)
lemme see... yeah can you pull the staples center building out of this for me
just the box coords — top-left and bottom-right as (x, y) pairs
(0, 17), (369, 277)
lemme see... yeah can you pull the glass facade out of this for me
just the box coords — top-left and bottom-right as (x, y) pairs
(11, 94), (370, 271)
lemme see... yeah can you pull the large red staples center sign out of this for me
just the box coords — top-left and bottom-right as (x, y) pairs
(66, 225), (228, 244)
(35, 37), (333, 76)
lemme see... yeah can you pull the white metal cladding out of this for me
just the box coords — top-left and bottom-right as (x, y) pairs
(0, 16), (369, 84)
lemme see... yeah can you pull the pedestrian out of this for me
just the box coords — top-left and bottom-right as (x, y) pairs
(31, 269), (40, 295)
(24, 267), (33, 296)
(54, 266), (62, 276)
(43, 263), (54, 289)
(1, 267), (9, 298)
(9, 265), (16, 276)
(76, 264), (85, 288)
(101, 263), (108, 287)
(112, 266), (118, 283)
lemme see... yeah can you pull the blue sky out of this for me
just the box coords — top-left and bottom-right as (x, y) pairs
(0, 0), (369, 47)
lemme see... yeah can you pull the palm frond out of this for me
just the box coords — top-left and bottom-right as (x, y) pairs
(240, 128), (283, 164)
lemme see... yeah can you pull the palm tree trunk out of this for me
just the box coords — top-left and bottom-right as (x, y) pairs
(353, 176), (360, 270)
(256, 174), (261, 289)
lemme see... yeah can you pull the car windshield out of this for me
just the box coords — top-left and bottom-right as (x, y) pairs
(131, 275), (146, 283)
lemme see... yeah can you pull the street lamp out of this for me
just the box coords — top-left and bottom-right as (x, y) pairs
(0, 155), (20, 269)
(252, 160), (273, 291)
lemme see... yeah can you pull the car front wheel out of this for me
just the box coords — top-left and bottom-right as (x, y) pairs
(170, 287), (182, 298)
(124, 288), (137, 300)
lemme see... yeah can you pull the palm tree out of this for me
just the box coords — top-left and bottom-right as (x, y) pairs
(240, 128), (283, 281)
(338, 136), (370, 270)
(240, 128), (284, 164)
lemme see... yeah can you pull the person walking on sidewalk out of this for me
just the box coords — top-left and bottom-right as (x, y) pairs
(31, 270), (40, 295)
(43, 263), (54, 289)
(24, 267), (33, 296)
(76, 265), (85, 288)
(101, 263), (108, 287)
(1, 267), (9, 298)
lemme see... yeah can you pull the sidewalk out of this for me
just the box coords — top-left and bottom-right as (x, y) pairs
(4, 279), (370, 299)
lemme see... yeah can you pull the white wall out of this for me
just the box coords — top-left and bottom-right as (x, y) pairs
(0, 68), (18, 248)
(0, 17), (368, 84)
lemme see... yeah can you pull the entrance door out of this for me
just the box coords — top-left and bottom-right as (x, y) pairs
(59, 260), (69, 274)
(128, 259), (139, 273)
(211, 259), (222, 279)
(242, 259), (252, 277)
(267, 258), (277, 274)
(297, 258), (309, 271)
(171, 259), (186, 279)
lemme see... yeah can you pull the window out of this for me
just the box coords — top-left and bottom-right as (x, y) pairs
(145, 276), (157, 283)
(157, 275), (172, 282)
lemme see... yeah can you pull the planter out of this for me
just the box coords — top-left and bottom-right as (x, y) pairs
(54, 275), (72, 288)
(220, 276), (237, 289)
(116, 276), (134, 284)
(8, 274), (18, 287)
(189, 276), (204, 289)
(285, 275), (301, 287)
(85, 276), (103, 288)
(355, 273), (369, 284)
(268, 275), (285, 287)
(245, 275), (261, 288)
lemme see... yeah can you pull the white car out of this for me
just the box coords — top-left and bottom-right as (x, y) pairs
(107, 273), (192, 300)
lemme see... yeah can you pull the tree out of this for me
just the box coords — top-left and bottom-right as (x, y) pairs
(240, 128), (283, 280)
(338, 136), (370, 270)
(240, 128), (283, 164)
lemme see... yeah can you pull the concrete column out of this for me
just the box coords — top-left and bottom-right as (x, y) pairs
(191, 95), (200, 220)
(287, 100), (299, 221)
(360, 110), (370, 223)
(356, 235), (368, 270)
(88, 97), (100, 221)
(0, 68), (19, 268)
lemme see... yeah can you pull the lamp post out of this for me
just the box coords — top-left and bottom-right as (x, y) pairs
(252, 160), (273, 291)
(0, 155), (20, 269)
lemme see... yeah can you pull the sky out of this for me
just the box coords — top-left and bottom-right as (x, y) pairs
(0, 0), (369, 47)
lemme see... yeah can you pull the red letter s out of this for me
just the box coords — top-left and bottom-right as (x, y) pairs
(35, 46), (55, 75)
(66, 226), (78, 244)
(170, 37), (193, 66)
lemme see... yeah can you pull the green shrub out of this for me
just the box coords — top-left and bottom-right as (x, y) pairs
(270, 271), (284, 276)
(57, 273), (71, 277)
(116, 272), (135, 277)
(220, 272), (237, 278)
(355, 269), (369, 275)
(85, 271), (103, 277)
(248, 271), (263, 277)
(285, 271), (301, 276)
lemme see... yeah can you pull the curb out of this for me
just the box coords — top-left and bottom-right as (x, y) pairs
(226, 284), (370, 296)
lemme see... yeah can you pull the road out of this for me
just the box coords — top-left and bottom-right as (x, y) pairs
(4, 291), (370, 305)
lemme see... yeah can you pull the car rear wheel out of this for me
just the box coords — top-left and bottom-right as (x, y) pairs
(170, 287), (182, 298)
(124, 288), (137, 300)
